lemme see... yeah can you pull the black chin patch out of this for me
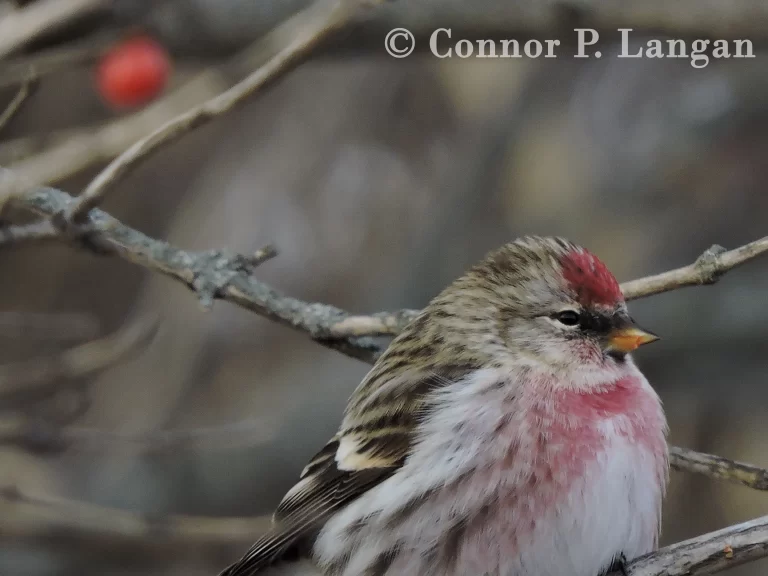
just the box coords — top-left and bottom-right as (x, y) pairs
(606, 349), (627, 363)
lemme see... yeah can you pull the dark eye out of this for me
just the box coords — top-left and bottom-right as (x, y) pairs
(554, 310), (580, 326)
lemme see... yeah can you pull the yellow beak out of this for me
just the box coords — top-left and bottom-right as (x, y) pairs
(607, 326), (659, 353)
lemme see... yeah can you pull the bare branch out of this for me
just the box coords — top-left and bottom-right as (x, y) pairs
(670, 446), (768, 492)
(0, 0), (109, 60)
(326, 310), (421, 337)
(0, 311), (99, 341)
(0, 70), (36, 135)
(0, 487), (272, 545)
(618, 514), (768, 575)
(0, 31), (115, 90)
(64, 0), (381, 222)
(0, 316), (158, 401)
(621, 240), (768, 300)
(0, 219), (59, 245)
(0, 415), (276, 454)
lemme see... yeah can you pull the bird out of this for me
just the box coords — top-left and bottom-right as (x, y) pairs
(219, 236), (669, 576)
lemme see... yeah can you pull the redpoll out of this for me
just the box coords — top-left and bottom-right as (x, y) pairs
(220, 236), (668, 576)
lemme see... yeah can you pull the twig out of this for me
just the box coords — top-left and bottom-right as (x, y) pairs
(0, 316), (158, 401)
(0, 30), (117, 91)
(7, 177), (383, 359)
(621, 241), (768, 300)
(0, 0), (109, 60)
(0, 154), (34, 210)
(64, 0), (380, 222)
(617, 514), (768, 575)
(3, 0), (360, 187)
(0, 70), (36, 134)
(670, 446), (768, 491)
(0, 311), (99, 340)
(0, 219), (59, 245)
(0, 487), (272, 544)
(0, 415), (275, 454)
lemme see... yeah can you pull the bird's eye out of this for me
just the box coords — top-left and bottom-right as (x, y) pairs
(554, 310), (580, 326)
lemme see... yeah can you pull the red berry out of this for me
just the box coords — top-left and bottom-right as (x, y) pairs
(96, 36), (171, 109)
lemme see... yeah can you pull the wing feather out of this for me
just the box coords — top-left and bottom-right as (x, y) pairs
(220, 360), (478, 575)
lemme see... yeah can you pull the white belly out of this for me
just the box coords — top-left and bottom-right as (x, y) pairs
(505, 431), (663, 576)
(314, 369), (666, 576)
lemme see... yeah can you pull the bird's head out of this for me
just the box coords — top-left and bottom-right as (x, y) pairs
(419, 236), (658, 377)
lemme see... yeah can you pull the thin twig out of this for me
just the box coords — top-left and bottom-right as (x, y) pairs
(0, 219), (59, 245)
(621, 240), (768, 300)
(0, 70), (36, 134)
(0, 316), (158, 400)
(617, 514), (768, 575)
(64, 0), (380, 222)
(0, 311), (99, 340)
(0, 30), (117, 90)
(0, 415), (275, 454)
(0, 0), (109, 60)
(670, 446), (768, 491)
(0, 487), (272, 544)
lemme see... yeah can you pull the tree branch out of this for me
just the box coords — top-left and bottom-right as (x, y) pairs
(64, 0), (382, 222)
(0, 70), (36, 135)
(0, 0), (109, 60)
(5, 172), (768, 361)
(670, 446), (768, 492)
(621, 241), (768, 300)
(0, 486), (271, 545)
(0, 316), (158, 401)
(619, 514), (768, 576)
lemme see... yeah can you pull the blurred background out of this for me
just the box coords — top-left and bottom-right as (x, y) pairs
(1, 0), (768, 574)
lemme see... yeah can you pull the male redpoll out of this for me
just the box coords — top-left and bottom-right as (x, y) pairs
(221, 236), (668, 576)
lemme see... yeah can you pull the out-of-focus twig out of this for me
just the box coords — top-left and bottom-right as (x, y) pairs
(7, 73), (230, 186)
(0, 0), (109, 60)
(0, 487), (272, 544)
(0, 311), (99, 341)
(0, 219), (58, 246)
(0, 71), (36, 135)
(64, 0), (381, 222)
(0, 30), (117, 91)
(0, 316), (158, 400)
(0, 415), (275, 454)
(614, 514), (768, 576)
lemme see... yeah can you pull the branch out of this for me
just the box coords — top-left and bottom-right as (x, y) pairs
(0, 316), (158, 401)
(6, 173), (768, 360)
(64, 0), (381, 222)
(618, 514), (768, 576)
(0, 487), (271, 546)
(621, 241), (768, 300)
(0, 415), (275, 455)
(0, 311), (99, 341)
(670, 446), (768, 492)
(0, 70), (36, 135)
(0, 0), (109, 60)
